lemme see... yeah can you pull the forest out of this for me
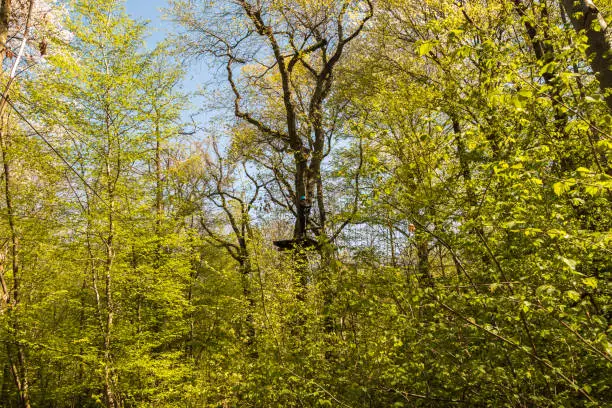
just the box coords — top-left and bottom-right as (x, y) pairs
(0, 0), (610, 406)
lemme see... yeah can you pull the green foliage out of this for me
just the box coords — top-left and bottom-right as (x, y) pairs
(0, 0), (610, 407)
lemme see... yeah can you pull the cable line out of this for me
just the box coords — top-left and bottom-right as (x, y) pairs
(0, 93), (112, 211)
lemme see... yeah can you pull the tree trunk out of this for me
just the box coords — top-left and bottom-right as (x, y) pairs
(0, 117), (31, 408)
(0, 0), (11, 64)
(155, 115), (163, 237)
(102, 113), (118, 408)
(103, 207), (117, 408)
(561, 0), (612, 111)
(239, 253), (256, 349)
(294, 153), (311, 239)
(416, 235), (431, 286)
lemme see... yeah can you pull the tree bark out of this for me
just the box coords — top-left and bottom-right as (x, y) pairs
(0, 116), (31, 408)
(0, 0), (11, 64)
(155, 115), (163, 237)
(561, 0), (612, 111)
(102, 109), (118, 408)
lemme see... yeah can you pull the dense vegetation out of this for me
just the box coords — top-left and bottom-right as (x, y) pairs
(0, 0), (610, 406)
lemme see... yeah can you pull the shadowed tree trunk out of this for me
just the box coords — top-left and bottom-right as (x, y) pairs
(0, 3), (35, 404)
(561, 0), (612, 110)
(0, 117), (31, 408)
(0, 0), (11, 63)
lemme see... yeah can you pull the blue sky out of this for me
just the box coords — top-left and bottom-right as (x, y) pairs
(124, 0), (169, 45)
(124, 0), (216, 127)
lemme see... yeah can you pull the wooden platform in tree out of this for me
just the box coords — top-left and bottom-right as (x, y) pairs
(273, 238), (317, 251)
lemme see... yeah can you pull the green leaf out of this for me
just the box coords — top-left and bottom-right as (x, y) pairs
(585, 185), (600, 196)
(546, 229), (567, 239)
(582, 277), (597, 289)
(566, 290), (581, 302)
(553, 179), (575, 195)
(418, 41), (435, 56)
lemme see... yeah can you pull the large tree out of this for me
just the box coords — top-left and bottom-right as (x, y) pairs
(171, 0), (372, 243)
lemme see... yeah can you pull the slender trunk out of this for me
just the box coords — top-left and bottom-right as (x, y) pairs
(103, 200), (116, 408)
(0, 3), (36, 405)
(87, 227), (104, 332)
(155, 116), (163, 238)
(316, 175), (325, 236)
(0, 250), (8, 310)
(187, 267), (194, 358)
(0, 363), (10, 404)
(104, 159), (118, 408)
(0, 115), (31, 408)
(321, 242), (335, 335)
(389, 222), (397, 267)
(416, 235), (431, 286)
(239, 251), (255, 348)
(102, 111), (117, 408)
(103, 206), (118, 408)
(75, 275), (87, 407)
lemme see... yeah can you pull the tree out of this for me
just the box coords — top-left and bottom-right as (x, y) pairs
(0, 1), (67, 406)
(334, 0), (612, 404)
(24, 1), (192, 406)
(170, 0), (372, 243)
(0, 0), (607, 406)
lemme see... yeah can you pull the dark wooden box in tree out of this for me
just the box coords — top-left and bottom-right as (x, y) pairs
(273, 238), (317, 251)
